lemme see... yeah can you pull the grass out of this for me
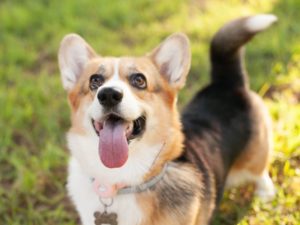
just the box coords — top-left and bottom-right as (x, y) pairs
(0, 0), (299, 224)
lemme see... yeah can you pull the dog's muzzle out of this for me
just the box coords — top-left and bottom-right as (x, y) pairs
(92, 114), (146, 169)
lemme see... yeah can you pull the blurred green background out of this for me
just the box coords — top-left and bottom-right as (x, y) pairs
(0, 0), (299, 224)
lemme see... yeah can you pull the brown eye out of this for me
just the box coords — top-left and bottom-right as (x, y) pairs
(89, 74), (104, 91)
(130, 73), (147, 89)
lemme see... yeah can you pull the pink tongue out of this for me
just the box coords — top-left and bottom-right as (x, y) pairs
(99, 120), (129, 168)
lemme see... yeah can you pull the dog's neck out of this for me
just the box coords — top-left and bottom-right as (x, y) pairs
(91, 163), (169, 198)
(144, 128), (184, 179)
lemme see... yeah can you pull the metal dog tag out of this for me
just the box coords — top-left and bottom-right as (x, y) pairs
(94, 211), (118, 225)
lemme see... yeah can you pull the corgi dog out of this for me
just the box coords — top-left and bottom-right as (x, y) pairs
(58, 14), (277, 225)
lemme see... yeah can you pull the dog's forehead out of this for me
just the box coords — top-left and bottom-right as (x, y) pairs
(86, 57), (156, 79)
(105, 57), (138, 78)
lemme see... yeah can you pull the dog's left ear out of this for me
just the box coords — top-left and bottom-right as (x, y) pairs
(149, 33), (191, 90)
(58, 33), (97, 91)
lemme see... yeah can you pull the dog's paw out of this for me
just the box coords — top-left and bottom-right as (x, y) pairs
(255, 172), (276, 202)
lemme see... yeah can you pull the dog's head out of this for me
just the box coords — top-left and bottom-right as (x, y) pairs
(58, 33), (190, 180)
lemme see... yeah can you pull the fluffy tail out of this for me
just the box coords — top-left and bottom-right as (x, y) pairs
(210, 14), (277, 87)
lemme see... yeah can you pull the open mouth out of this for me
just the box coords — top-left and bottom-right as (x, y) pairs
(92, 114), (146, 142)
(91, 114), (146, 169)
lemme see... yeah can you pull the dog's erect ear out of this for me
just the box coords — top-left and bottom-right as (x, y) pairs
(58, 34), (97, 91)
(149, 33), (191, 89)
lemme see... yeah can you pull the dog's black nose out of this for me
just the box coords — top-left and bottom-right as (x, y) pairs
(97, 87), (123, 107)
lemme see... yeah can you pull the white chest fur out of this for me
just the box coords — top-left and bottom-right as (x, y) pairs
(67, 158), (143, 225)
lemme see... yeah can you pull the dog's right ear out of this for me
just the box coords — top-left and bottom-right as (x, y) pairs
(58, 34), (97, 91)
(149, 33), (191, 90)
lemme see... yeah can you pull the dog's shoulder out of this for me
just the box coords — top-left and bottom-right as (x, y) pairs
(137, 163), (215, 225)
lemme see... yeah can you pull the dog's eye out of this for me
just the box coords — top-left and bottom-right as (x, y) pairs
(89, 74), (104, 91)
(130, 73), (147, 89)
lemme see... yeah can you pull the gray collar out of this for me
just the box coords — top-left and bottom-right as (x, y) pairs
(117, 163), (168, 195)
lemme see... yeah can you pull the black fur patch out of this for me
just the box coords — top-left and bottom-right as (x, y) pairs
(180, 84), (252, 204)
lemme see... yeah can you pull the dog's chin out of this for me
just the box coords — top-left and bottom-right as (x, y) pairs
(91, 114), (146, 143)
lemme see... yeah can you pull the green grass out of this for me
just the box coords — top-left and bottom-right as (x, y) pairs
(0, 0), (299, 224)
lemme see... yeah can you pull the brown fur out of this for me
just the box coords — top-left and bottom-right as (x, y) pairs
(229, 91), (272, 176)
(138, 164), (208, 225)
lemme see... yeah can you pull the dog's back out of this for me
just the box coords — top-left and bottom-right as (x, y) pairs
(180, 15), (277, 210)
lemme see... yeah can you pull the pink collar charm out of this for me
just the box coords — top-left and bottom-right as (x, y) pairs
(93, 179), (126, 198)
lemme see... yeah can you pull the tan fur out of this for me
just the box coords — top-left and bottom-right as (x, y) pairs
(229, 91), (272, 176)
(138, 165), (207, 225)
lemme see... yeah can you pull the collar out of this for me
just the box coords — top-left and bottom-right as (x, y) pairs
(92, 163), (169, 198)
